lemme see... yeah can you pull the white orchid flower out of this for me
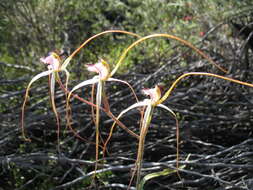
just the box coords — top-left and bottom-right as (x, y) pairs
(21, 52), (70, 148)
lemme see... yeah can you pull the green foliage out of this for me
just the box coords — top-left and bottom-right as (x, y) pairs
(0, 0), (251, 72)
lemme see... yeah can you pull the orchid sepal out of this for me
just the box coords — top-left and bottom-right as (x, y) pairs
(67, 76), (100, 101)
(61, 56), (72, 70)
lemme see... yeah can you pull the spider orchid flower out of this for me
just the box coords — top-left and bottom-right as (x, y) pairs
(109, 85), (176, 127)
(40, 52), (61, 71)
(68, 58), (137, 105)
(67, 58), (138, 173)
(21, 52), (70, 146)
(86, 59), (110, 81)
(105, 85), (178, 189)
(142, 85), (162, 106)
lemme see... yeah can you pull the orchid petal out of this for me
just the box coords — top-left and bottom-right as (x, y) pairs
(62, 68), (70, 90)
(108, 100), (150, 141)
(21, 70), (55, 141)
(96, 80), (103, 108)
(61, 56), (72, 70)
(68, 77), (99, 100)
(28, 70), (55, 89)
(107, 77), (139, 102)
(157, 103), (180, 175)
(142, 85), (161, 105)
(50, 73), (57, 121)
(40, 52), (60, 71)
(49, 72), (61, 151)
(157, 104), (177, 118)
(115, 100), (150, 124)
(50, 73), (56, 99)
(104, 100), (150, 150)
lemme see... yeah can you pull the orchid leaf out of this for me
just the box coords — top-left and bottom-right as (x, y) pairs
(50, 73), (56, 102)
(139, 154), (190, 190)
(139, 168), (178, 190)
